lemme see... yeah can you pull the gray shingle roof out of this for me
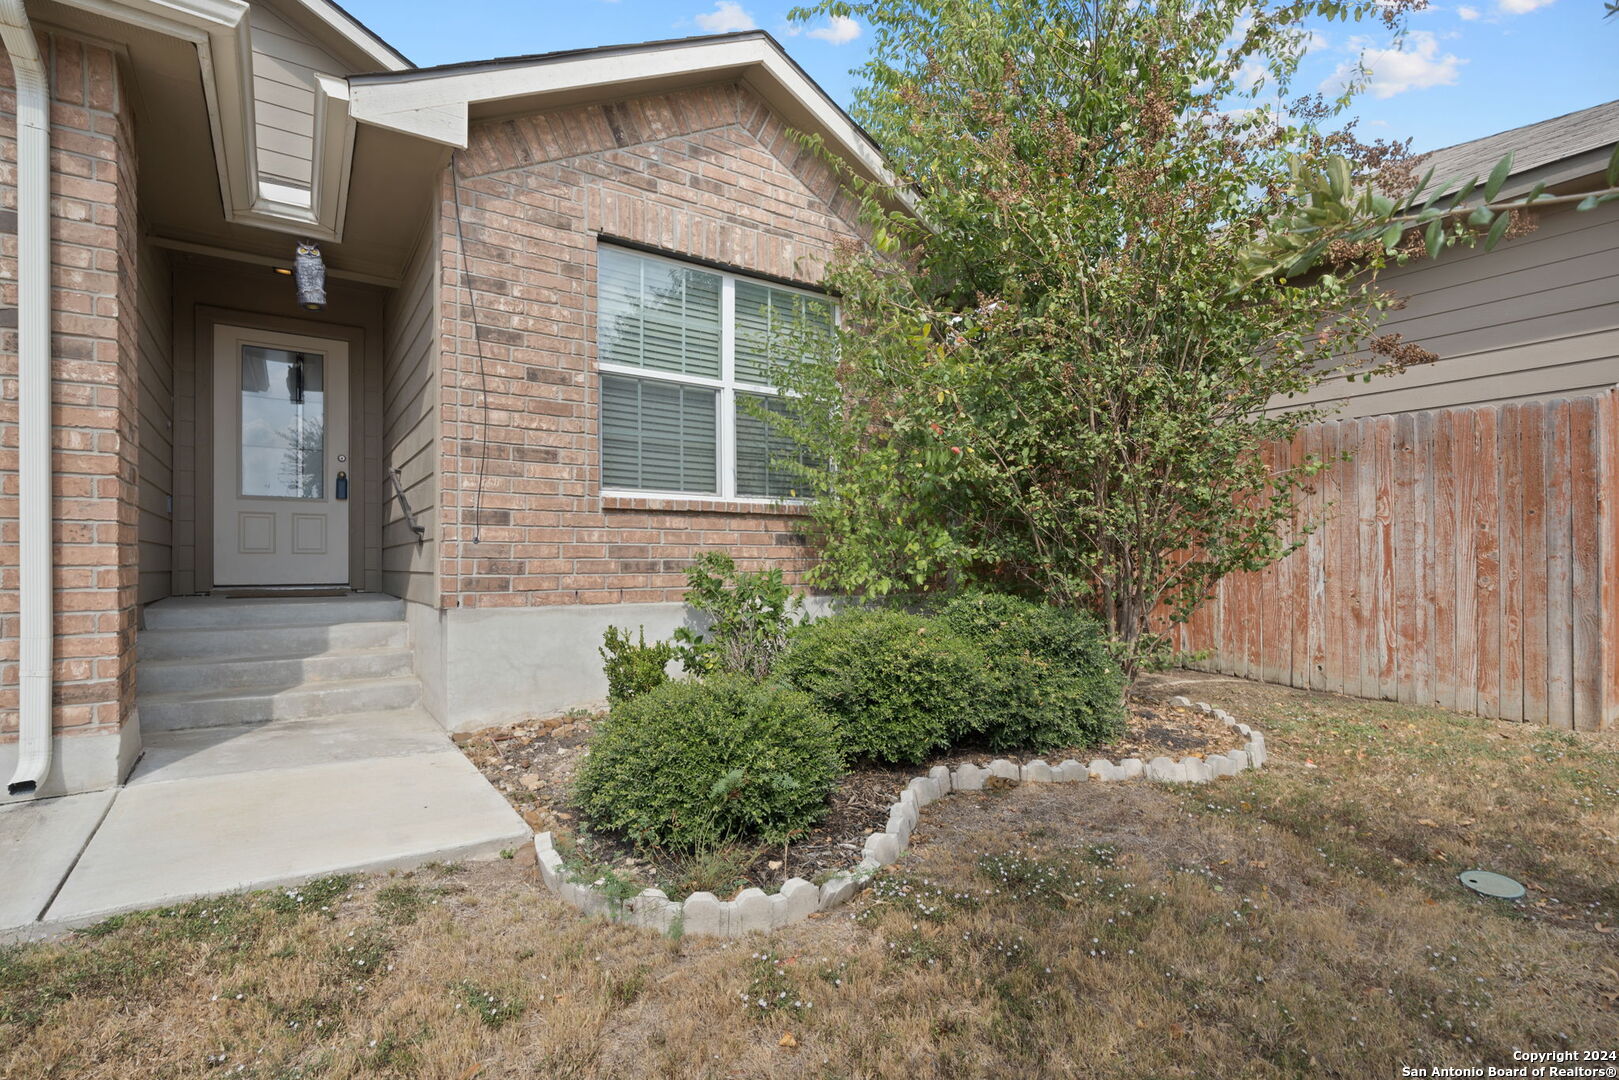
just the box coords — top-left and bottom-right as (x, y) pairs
(1412, 99), (1619, 186)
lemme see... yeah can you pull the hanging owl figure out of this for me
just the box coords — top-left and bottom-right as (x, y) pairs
(294, 239), (327, 311)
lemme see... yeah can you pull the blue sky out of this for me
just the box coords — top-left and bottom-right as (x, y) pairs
(344, 1), (1615, 154)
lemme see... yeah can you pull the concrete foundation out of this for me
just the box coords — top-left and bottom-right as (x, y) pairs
(0, 722), (141, 806)
(406, 597), (837, 731)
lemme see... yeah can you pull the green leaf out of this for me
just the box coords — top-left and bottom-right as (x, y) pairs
(1524, 181), (1548, 204)
(1484, 211), (1511, 251)
(1483, 153), (1513, 202)
(1467, 205), (1494, 227)
(1327, 156), (1351, 201)
(1422, 176), (1460, 214)
(1380, 223), (1405, 252)
(1608, 144), (1619, 187)
(1424, 218), (1444, 259)
(1412, 165), (1435, 202)
(1577, 194), (1599, 212)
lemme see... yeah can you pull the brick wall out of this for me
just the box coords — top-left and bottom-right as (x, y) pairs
(436, 82), (867, 608)
(0, 35), (139, 741)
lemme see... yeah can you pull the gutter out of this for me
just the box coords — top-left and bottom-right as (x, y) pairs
(0, 0), (53, 796)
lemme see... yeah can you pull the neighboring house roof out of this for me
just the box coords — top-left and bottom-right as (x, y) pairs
(1412, 98), (1619, 198)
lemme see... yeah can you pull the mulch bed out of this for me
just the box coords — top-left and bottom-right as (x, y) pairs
(454, 697), (1243, 898)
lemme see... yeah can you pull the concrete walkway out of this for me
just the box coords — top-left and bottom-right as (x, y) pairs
(2, 711), (529, 939)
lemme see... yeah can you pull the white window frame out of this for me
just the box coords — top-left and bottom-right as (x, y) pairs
(597, 244), (832, 503)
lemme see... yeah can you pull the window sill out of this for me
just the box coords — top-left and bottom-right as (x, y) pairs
(601, 494), (810, 517)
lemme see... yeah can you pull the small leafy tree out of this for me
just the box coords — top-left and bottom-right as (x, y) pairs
(599, 625), (675, 707)
(776, 0), (1614, 676)
(673, 552), (803, 679)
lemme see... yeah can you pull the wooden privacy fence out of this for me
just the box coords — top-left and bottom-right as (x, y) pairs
(1166, 388), (1619, 731)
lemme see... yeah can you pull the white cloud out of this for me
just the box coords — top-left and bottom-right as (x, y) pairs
(1456, 4), (1481, 16)
(1498, 0), (1554, 11)
(806, 15), (863, 44)
(1322, 31), (1464, 99)
(1234, 59), (1270, 93)
(695, 1), (755, 32)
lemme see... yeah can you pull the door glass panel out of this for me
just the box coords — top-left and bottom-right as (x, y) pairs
(240, 346), (325, 499)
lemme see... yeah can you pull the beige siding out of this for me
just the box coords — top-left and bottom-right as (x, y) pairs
(249, 4), (344, 187)
(381, 221), (440, 605)
(137, 240), (174, 605)
(1292, 199), (1619, 419)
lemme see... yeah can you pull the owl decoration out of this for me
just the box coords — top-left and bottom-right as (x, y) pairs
(294, 239), (327, 311)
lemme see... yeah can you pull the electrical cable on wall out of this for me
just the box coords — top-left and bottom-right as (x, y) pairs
(447, 152), (495, 546)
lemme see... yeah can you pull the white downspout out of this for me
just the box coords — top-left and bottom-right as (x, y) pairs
(1, 0), (54, 796)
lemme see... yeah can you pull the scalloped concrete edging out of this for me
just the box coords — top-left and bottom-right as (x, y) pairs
(533, 698), (1264, 938)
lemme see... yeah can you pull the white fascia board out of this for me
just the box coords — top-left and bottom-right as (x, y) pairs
(55, 0), (366, 242)
(348, 37), (899, 193)
(311, 73), (356, 237)
(287, 0), (411, 72)
(56, 0), (256, 214)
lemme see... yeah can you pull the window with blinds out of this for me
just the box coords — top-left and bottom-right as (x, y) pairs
(597, 246), (832, 500)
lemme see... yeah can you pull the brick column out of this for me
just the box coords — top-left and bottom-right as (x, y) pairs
(1, 34), (141, 797)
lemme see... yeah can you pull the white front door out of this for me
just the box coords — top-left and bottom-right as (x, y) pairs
(212, 325), (351, 586)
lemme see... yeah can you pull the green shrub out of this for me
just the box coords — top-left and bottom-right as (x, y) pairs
(935, 592), (1126, 751)
(777, 609), (991, 764)
(574, 676), (844, 851)
(673, 551), (801, 679)
(599, 625), (674, 706)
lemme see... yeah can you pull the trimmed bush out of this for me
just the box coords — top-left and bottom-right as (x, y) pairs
(598, 625), (674, 707)
(935, 592), (1126, 751)
(777, 609), (992, 765)
(672, 551), (801, 679)
(574, 676), (844, 851)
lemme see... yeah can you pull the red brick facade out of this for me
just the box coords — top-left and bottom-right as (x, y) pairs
(436, 83), (867, 609)
(0, 36), (139, 741)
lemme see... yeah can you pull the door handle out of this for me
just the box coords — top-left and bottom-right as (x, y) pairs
(336, 471), (348, 500)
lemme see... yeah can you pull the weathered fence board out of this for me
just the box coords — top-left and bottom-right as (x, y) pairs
(1171, 388), (1617, 730)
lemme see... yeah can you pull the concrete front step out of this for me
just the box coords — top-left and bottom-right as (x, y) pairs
(139, 648), (415, 697)
(138, 620), (408, 663)
(140, 675), (423, 732)
(128, 710), (454, 786)
(143, 594), (404, 631)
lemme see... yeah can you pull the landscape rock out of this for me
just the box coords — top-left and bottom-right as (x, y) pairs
(929, 764), (953, 792)
(1022, 760), (1054, 783)
(733, 888), (773, 934)
(819, 873), (858, 911)
(682, 892), (724, 937)
(952, 763), (987, 791)
(864, 831), (901, 866)
(778, 878), (820, 925)
(1146, 756), (1184, 782)
(628, 888), (675, 932)
(885, 811), (912, 850)
(988, 759), (1020, 782)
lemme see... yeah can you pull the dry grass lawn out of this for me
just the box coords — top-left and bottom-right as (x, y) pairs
(3, 673), (1616, 1079)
